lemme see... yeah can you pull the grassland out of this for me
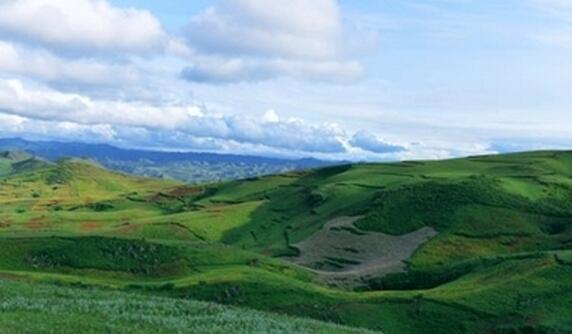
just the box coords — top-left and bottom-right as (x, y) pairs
(0, 150), (571, 333)
(0, 279), (377, 334)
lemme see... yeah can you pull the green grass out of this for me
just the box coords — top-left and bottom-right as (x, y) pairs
(0, 150), (571, 333)
(0, 279), (378, 334)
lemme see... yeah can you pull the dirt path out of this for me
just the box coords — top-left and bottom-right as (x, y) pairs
(286, 216), (437, 288)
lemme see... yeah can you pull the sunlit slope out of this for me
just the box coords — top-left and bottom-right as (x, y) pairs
(0, 158), (179, 235)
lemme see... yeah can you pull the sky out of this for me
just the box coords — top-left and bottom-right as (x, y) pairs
(0, 0), (571, 161)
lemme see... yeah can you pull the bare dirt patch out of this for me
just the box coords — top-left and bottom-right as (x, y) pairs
(0, 217), (12, 228)
(80, 221), (103, 231)
(26, 216), (47, 230)
(114, 222), (140, 235)
(168, 186), (202, 197)
(287, 216), (437, 288)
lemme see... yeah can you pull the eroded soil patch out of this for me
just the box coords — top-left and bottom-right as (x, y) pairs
(288, 216), (437, 287)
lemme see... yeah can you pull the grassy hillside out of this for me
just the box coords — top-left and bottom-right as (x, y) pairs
(0, 150), (571, 333)
(0, 280), (376, 334)
(0, 150), (51, 177)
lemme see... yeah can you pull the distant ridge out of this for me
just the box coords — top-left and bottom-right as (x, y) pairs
(0, 138), (342, 184)
(0, 149), (33, 162)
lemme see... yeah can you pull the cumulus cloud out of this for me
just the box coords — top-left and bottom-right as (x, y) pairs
(349, 130), (405, 154)
(0, 40), (140, 88)
(181, 56), (362, 84)
(0, 79), (346, 154)
(0, 1), (188, 102)
(0, 113), (116, 142)
(182, 0), (364, 83)
(0, 78), (498, 160)
(0, 112), (227, 151)
(188, 0), (343, 60)
(0, 0), (167, 54)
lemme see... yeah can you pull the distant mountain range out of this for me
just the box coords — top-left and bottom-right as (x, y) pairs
(0, 138), (341, 184)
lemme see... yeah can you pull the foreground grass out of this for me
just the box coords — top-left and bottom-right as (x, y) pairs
(0, 237), (569, 333)
(0, 279), (378, 334)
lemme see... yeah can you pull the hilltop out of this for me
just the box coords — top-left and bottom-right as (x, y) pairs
(0, 150), (52, 177)
(0, 150), (570, 333)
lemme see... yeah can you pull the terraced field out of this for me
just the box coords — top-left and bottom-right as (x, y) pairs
(0, 150), (571, 333)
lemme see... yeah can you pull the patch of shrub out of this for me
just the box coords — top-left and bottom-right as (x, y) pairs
(25, 237), (182, 277)
(356, 176), (572, 235)
(363, 254), (545, 291)
(87, 202), (114, 212)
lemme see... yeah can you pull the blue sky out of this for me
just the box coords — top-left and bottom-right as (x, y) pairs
(0, 0), (570, 160)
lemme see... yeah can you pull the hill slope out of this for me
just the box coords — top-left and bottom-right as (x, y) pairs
(0, 279), (376, 334)
(0, 150), (570, 333)
(0, 150), (51, 177)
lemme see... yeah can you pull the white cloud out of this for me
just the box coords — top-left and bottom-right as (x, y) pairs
(349, 130), (405, 154)
(1, 108), (502, 160)
(0, 79), (346, 154)
(0, 113), (116, 142)
(263, 109), (280, 123)
(0, 40), (140, 87)
(181, 56), (362, 84)
(0, 1), (192, 101)
(188, 0), (343, 60)
(0, 112), (225, 151)
(182, 0), (365, 83)
(0, 0), (167, 54)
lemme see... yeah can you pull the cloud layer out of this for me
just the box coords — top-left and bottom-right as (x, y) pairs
(182, 0), (363, 83)
(350, 131), (405, 154)
(0, 0), (167, 54)
(1, 0), (566, 161)
(0, 0), (392, 158)
(0, 79), (350, 154)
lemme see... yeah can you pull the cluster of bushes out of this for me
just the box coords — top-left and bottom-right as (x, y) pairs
(363, 253), (545, 291)
(86, 201), (114, 212)
(45, 166), (72, 185)
(25, 237), (181, 277)
(362, 261), (484, 291)
(152, 187), (217, 214)
(356, 176), (572, 235)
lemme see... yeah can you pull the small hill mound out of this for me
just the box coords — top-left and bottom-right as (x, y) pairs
(0, 158), (179, 208)
(0, 150), (33, 162)
(0, 150), (52, 177)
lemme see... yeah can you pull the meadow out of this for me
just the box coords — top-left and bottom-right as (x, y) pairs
(0, 150), (570, 333)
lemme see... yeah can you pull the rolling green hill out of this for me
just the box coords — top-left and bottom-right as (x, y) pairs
(0, 150), (51, 177)
(0, 150), (571, 333)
